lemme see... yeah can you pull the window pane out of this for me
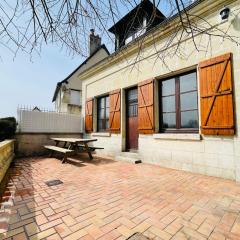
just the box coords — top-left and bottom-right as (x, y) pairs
(127, 107), (131, 117)
(180, 91), (197, 111)
(181, 110), (198, 128)
(106, 107), (109, 118)
(180, 72), (197, 93)
(97, 95), (110, 131)
(162, 78), (175, 96)
(162, 96), (175, 112)
(106, 96), (109, 108)
(134, 105), (138, 116)
(100, 98), (105, 108)
(162, 113), (176, 128)
(128, 104), (138, 117)
(128, 89), (138, 101)
(100, 109), (105, 119)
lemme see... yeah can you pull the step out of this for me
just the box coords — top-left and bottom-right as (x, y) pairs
(115, 152), (142, 164)
(119, 152), (140, 158)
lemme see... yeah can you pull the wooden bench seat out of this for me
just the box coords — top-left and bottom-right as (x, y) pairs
(77, 144), (104, 151)
(44, 145), (74, 163)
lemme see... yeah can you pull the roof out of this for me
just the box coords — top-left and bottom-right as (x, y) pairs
(78, 0), (206, 79)
(108, 1), (204, 59)
(52, 44), (110, 102)
(32, 106), (41, 111)
(108, 0), (165, 34)
(54, 0), (205, 86)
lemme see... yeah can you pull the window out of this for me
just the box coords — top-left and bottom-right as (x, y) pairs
(97, 96), (109, 132)
(125, 17), (147, 45)
(70, 90), (81, 105)
(127, 88), (138, 117)
(160, 71), (199, 132)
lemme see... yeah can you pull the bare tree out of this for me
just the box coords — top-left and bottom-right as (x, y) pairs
(0, 0), (239, 60)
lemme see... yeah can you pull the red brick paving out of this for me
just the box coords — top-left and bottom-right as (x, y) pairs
(0, 156), (240, 239)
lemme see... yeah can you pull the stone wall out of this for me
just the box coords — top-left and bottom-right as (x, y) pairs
(15, 133), (83, 157)
(80, 0), (240, 181)
(86, 133), (122, 157)
(139, 134), (236, 180)
(0, 140), (15, 183)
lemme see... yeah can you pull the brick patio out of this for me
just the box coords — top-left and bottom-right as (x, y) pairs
(1, 156), (240, 240)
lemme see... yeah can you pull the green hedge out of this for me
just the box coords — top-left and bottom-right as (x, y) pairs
(0, 117), (17, 141)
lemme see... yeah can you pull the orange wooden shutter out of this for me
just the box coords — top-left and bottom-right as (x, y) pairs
(109, 89), (121, 133)
(138, 79), (155, 134)
(85, 98), (93, 133)
(199, 53), (235, 135)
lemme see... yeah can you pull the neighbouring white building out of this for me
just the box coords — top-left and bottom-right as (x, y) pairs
(52, 29), (110, 115)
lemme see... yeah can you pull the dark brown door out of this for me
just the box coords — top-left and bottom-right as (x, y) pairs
(126, 88), (138, 150)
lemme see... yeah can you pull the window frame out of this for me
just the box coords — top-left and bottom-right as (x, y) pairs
(126, 87), (138, 118)
(69, 89), (81, 106)
(159, 70), (199, 133)
(97, 95), (109, 132)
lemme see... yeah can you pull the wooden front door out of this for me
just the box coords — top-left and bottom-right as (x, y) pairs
(126, 88), (138, 150)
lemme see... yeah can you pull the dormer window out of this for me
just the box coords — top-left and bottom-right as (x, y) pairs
(125, 17), (147, 45)
(108, 0), (166, 51)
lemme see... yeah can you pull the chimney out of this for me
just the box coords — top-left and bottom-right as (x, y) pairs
(89, 29), (101, 56)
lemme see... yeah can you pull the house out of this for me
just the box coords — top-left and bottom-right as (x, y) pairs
(79, 0), (240, 181)
(108, 0), (166, 50)
(32, 106), (41, 112)
(52, 30), (110, 114)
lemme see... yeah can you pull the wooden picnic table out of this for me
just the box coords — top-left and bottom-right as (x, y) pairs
(51, 137), (97, 159)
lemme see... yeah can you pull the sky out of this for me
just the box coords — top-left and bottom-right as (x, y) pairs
(0, 0), (118, 118)
(0, 0), (180, 119)
(0, 44), (82, 118)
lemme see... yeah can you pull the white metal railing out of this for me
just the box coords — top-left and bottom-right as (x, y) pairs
(17, 106), (82, 133)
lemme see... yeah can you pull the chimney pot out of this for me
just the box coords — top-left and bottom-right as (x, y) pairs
(89, 29), (101, 56)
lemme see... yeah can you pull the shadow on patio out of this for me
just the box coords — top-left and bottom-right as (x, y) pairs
(65, 154), (116, 168)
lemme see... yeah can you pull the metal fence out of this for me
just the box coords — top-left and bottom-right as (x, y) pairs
(17, 106), (83, 133)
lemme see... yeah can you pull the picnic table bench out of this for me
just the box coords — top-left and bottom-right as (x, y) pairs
(44, 145), (74, 163)
(44, 138), (103, 164)
(77, 144), (104, 152)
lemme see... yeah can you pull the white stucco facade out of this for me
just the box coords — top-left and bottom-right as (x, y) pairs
(54, 47), (109, 114)
(80, 0), (240, 181)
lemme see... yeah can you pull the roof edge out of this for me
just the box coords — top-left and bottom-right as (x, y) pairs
(78, 0), (235, 80)
(108, 0), (165, 33)
(52, 44), (110, 102)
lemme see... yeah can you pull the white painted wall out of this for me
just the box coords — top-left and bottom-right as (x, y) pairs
(81, 0), (240, 181)
(55, 48), (109, 114)
(18, 110), (83, 133)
